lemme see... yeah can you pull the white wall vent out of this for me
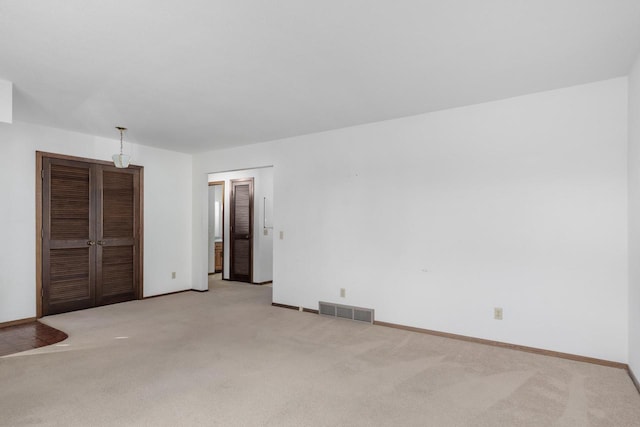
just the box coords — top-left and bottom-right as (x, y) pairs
(318, 302), (374, 324)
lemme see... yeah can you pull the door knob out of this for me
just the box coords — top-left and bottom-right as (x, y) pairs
(97, 240), (105, 246)
(87, 240), (95, 246)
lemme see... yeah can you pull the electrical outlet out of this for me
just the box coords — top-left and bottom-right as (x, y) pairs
(279, 231), (284, 240)
(263, 228), (268, 236)
(172, 272), (176, 279)
(340, 288), (346, 298)
(494, 307), (503, 320)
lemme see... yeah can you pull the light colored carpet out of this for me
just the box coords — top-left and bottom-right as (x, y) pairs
(1, 277), (639, 426)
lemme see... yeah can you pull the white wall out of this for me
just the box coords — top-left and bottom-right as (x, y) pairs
(628, 53), (640, 374)
(193, 78), (629, 362)
(0, 79), (11, 124)
(0, 121), (193, 323)
(208, 167), (274, 283)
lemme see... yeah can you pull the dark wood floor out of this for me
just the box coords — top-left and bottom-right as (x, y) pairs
(0, 322), (67, 357)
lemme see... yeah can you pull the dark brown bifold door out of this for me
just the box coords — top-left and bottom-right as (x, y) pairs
(230, 178), (253, 282)
(95, 166), (140, 305)
(42, 156), (141, 316)
(42, 158), (96, 315)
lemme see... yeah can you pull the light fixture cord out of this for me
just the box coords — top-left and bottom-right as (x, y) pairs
(119, 128), (124, 155)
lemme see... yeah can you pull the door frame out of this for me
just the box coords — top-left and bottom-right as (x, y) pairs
(229, 177), (254, 283)
(208, 180), (225, 276)
(35, 151), (144, 318)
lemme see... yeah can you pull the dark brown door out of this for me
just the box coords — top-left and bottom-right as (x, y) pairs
(42, 157), (141, 315)
(42, 158), (96, 315)
(95, 166), (140, 305)
(230, 178), (253, 282)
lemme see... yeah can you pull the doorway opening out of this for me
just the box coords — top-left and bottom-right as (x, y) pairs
(207, 167), (273, 287)
(208, 181), (224, 276)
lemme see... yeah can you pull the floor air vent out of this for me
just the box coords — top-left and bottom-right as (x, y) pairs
(318, 302), (374, 324)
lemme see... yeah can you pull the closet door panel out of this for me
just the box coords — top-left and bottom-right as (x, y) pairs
(103, 171), (134, 239)
(95, 166), (139, 305)
(42, 159), (96, 315)
(101, 246), (134, 297)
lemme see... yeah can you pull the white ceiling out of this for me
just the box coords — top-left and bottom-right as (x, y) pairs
(1, 1), (640, 153)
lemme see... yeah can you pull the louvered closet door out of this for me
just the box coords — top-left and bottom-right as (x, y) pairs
(42, 159), (96, 315)
(95, 166), (140, 305)
(230, 178), (253, 282)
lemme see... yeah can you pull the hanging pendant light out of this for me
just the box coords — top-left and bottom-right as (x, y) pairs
(112, 126), (131, 168)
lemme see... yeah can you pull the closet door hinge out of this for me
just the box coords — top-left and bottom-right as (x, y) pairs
(41, 228), (43, 238)
(41, 169), (44, 179)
